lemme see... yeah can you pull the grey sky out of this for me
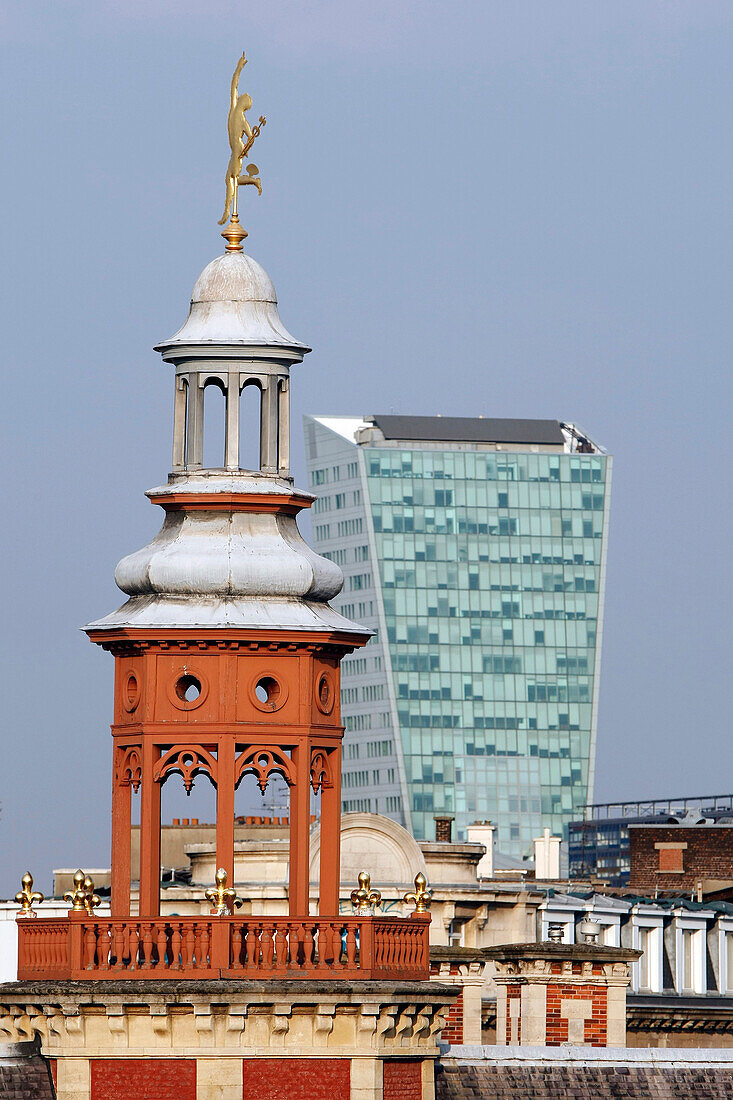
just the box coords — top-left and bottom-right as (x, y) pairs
(2, 2), (731, 895)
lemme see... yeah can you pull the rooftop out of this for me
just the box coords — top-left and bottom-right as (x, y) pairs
(309, 415), (602, 453)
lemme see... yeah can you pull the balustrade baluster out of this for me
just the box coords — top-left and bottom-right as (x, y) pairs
(156, 924), (167, 970)
(261, 925), (274, 969)
(141, 923), (153, 968)
(199, 923), (211, 969)
(231, 923), (242, 970)
(274, 925), (288, 971)
(244, 925), (257, 971)
(83, 924), (97, 971)
(345, 924), (357, 969)
(303, 923), (314, 969)
(113, 923), (124, 969)
(183, 923), (195, 970)
(171, 923), (182, 970)
(127, 924), (139, 971)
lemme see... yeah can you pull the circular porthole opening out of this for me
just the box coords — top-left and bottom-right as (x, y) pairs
(254, 676), (281, 709)
(123, 672), (140, 711)
(176, 674), (202, 703)
(317, 673), (334, 714)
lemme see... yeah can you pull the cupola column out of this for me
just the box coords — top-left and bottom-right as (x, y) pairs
(225, 374), (240, 469)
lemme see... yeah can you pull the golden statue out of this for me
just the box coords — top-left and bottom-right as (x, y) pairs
(218, 51), (266, 227)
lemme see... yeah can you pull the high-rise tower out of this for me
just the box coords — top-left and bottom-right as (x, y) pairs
(305, 414), (611, 855)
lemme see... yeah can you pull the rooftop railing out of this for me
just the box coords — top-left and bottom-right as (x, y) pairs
(17, 913), (430, 982)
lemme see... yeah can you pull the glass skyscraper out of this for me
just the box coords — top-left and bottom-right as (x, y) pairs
(303, 414), (611, 857)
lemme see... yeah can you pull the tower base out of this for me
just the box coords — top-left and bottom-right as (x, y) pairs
(0, 979), (456, 1100)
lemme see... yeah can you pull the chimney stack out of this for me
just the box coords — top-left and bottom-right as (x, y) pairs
(434, 815), (454, 843)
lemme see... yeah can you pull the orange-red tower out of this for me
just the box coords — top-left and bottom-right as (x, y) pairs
(85, 246), (370, 920)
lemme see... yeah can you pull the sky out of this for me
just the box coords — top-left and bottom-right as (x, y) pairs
(1, 1), (732, 895)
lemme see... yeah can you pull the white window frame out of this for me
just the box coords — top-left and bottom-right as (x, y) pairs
(673, 914), (709, 995)
(630, 909), (664, 994)
(717, 918), (733, 995)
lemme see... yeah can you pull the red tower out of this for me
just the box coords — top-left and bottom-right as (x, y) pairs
(85, 246), (370, 921)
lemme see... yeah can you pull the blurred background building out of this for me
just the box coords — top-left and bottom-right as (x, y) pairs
(303, 414), (611, 856)
(568, 794), (733, 886)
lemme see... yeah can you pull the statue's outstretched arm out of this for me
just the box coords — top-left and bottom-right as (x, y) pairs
(230, 52), (247, 109)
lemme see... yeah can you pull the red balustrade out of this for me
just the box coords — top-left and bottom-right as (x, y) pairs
(16, 913), (430, 981)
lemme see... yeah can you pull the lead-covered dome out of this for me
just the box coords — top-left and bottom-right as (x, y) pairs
(154, 251), (309, 352)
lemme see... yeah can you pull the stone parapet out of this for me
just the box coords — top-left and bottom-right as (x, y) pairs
(0, 978), (458, 1100)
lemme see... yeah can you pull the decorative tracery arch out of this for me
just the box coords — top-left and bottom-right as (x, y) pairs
(153, 746), (218, 793)
(235, 746), (294, 793)
(310, 749), (334, 794)
(115, 747), (143, 792)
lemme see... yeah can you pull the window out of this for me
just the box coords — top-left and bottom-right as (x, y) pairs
(323, 548), (347, 565)
(385, 796), (402, 812)
(313, 496), (331, 513)
(362, 684), (384, 702)
(347, 462), (358, 478)
(682, 930), (694, 993)
(331, 465), (340, 480)
(638, 927), (651, 990)
(349, 573), (371, 591)
(341, 687), (358, 704)
(334, 493), (346, 509)
(353, 490), (362, 505)
(311, 468), (328, 486)
(355, 545), (370, 562)
(347, 743), (360, 759)
(342, 657), (367, 677)
(315, 524), (330, 540)
(372, 770), (380, 784)
(337, 518), (363, 536)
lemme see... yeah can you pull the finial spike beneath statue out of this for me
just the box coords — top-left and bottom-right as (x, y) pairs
(218, 51), (266, 251)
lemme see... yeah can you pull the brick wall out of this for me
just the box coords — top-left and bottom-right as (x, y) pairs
(383, 1059), (424, 1100)
(545, 984), (607, 1047)
(242, 1058), (350, 1100)
(91, 1059), (196, 1100)
(629, 826), (733, 891)
(506, 985), (521, 1045)
(442, 990), (464, 1045)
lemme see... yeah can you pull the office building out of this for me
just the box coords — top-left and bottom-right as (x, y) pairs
(304, 414), (611, 855)
(568, 794), (733, 886)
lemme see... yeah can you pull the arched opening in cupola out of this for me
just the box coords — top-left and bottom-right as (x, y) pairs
(239, 380), (262, 471)
(202, 377), (226, 468)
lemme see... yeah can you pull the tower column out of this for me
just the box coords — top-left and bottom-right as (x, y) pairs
(110, 767), (132, 917)
(138, 741), (161, 918)
(288, 742), (312, 917)
(260, 376), (278, 473)
(186, 376), (205, 469)
(319, 746), (342, 916)
(224, 372), (240, 469)
(277, 377), (290, 476)
(216, 737), (236, 884)
(172, 377), (187, 471)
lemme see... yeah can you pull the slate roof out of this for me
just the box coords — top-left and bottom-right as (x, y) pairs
(0, 1043), (55, 1099)
(436, 1063), (733, 1099)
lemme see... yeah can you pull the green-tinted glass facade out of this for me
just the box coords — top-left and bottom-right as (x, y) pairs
(364, 447), (609, 850)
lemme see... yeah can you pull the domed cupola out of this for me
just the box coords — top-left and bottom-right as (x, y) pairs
(86, 245), (363, 638)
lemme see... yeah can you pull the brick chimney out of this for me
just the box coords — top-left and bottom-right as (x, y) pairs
(434, 815), (454, 843)
(485, 941), (640, 1048)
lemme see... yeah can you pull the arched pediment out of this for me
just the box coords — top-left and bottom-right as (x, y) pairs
(310, 812), (427, 887)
